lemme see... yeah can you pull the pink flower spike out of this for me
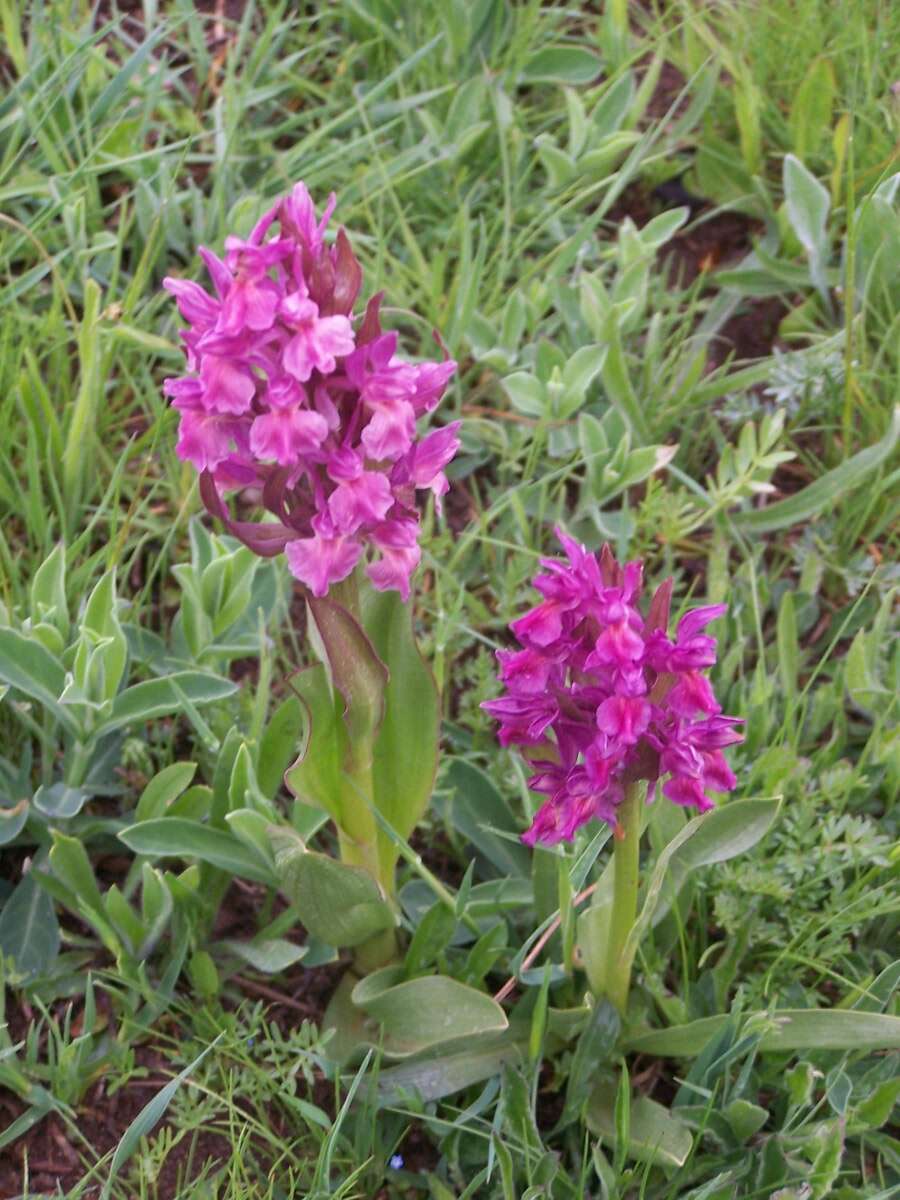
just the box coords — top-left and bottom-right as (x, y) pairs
(211, 454), (260, 493)
(163, 180), (460, 600)
(285, 529), (362, 597)
(199, 355), (257, 414)
(360, 400), (417, 461)
(176, 409), (242, 472)
(496, 647), (554, 695)
(596, 695), (651, 748)
(510, 601), (567, 649)
(163, 278), (220, 330)
(280, 182), (336, 257)
(281, 292), (355, 381)
(197, 247), (234, 300)
(411, 359), (457, 414)
(328, 470), (394, 533)
(249, 406), (329, 466)
(407, 422), (460, 509)
(482, 529), (742, 845)
(663, 775), (714, 811)
(366, 520), (421, 601)
(666, 670), (721, 717)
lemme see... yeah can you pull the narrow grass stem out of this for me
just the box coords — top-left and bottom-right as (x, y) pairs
(604, 782), (644, 1017)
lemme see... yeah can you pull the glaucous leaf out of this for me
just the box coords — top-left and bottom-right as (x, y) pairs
(103, 672), (237, 733)
(0, 873), (60, 979)
(270, 826), (394, 948)
(119, 819), (275, 884)
(351, 965), (509, 1057)
(587, 1090), (693, 1168)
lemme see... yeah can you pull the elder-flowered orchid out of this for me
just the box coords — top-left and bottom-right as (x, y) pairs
(163, 182), (458, 601)
(483, 530), (743, 846)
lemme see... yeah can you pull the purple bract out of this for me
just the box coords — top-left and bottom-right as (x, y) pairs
(163, 182), (458, 600)
(482, 530), (743, 846)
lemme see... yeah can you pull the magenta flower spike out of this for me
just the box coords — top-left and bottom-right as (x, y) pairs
(163, 182), (459, 601)
(483, 530), (743, 847)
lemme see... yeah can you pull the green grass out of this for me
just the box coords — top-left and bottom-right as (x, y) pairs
(0, 1), (898, 1196)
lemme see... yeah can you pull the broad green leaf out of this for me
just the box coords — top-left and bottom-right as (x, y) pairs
(783, 153), (830, 259)
(257, 695), (303, 800)
(520, 46), (601, 86)
(639, 207), (690, 248)
(306, 593), (387, 749)
(104, 885), (144, 955)
(270, 825), (394, 947)
(563, 1001), (620, 1125)
(404, 901), (456, 977)
(118, 819), (275, 884)
(30, 543), (68, 634)
(33, 783), (90, 819)
(789, 58), (835, 160)
(0, 799), (29, 845)
(732, 406), (900, 533)
(103, 672), (237, 733)
(166, 785), (212, 822)
(217, 937), (307, 973)
(101, 1035), (222, 1200)
(362, 589), (440, 881)
(138, 864), (173, 958)
(591, 71), (635, 137)
(503, 371), (546, 417)
(375, 1029), (523, 1105)
(351, 966), (508, 1057)
(587, 1090), (693, 1168)
(776, 591), (799, 698)
(725, 1098), (768, 1141)
(624, 1010), (900, 1057)
(853, 960), (900, 1013)
(225, 808), (275, 864)
(0, 873), (60, 979)
(854, 1077), (900, 1129)
(578, 899), (613, 998)
(49, 832), (105, 916)
(284, 665), (346, 824)
(600, 312), (650, 442)
(562, 344), (607, 402)
(0, 627), (77, 732)
(82, 571), (128, 701)
(135, 762), (198, 822)
(445, 759), (531, 878)
(625, 797), (781, 959)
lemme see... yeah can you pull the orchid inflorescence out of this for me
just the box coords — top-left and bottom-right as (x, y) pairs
(163, 183), (458, 600)
(483, 530), (744, 846)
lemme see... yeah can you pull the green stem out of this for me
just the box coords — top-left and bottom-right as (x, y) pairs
(65, 737), (94, 789)
(325, 572), (398, 972)
(605, 781), (643, 1017)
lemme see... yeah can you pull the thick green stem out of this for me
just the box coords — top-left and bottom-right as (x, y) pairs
(325, 572), (398, 972)
(604, 781), (643, 1016)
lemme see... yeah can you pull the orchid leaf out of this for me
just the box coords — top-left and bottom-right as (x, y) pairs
(361, 590), (440, 881)
(284, 665), (347, 826)
(118, 819), (275, 885)
(624, 797), (781, 961)
(269, 825), (395, 948)
(306, 593), (388, 750)
(625, 1009), (900, 1057)
(587, 1089), (693, 1167)
(350, 965), (508, 1058)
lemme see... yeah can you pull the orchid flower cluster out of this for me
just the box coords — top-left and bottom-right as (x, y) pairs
(163, 183), (458, 599)
(483, 530), (743, 847)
